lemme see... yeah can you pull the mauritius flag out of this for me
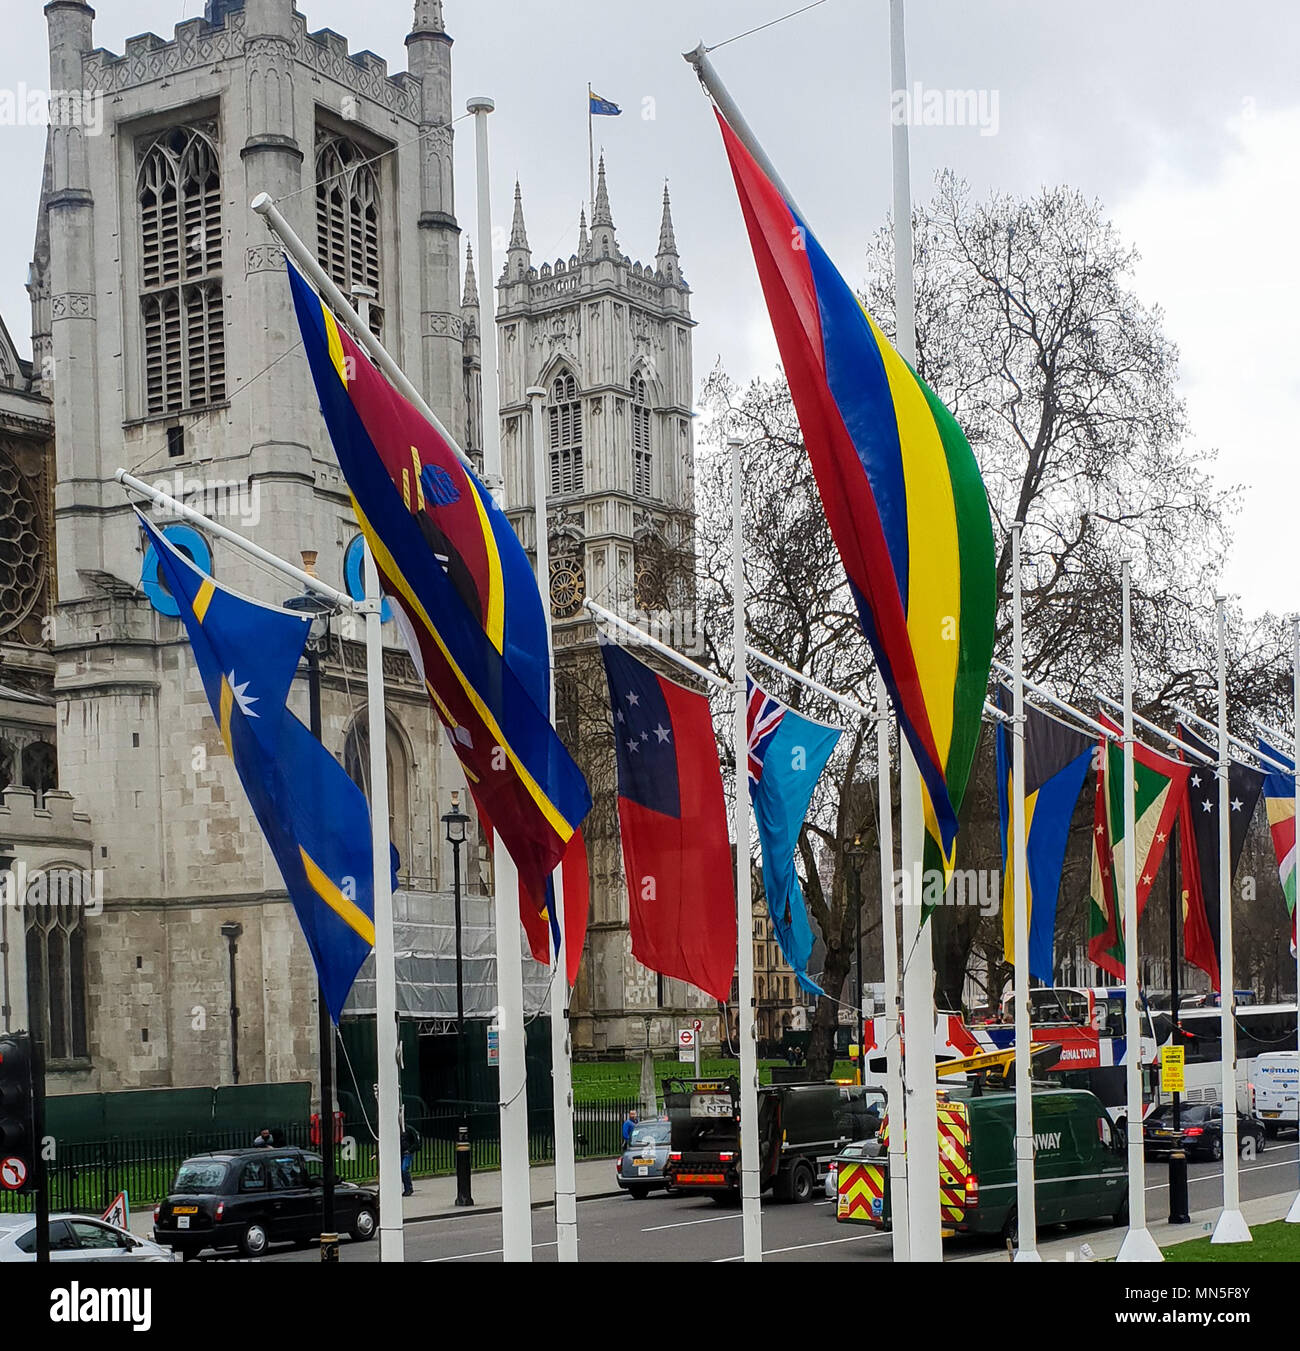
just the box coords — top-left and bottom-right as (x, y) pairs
(747, 676), (841, 995)
(600, 640), (736, 1001)
(287, 262), (591, 910)
(995, 688), (1093, 984)
(714, 110), (994, 873)
(1087, 714), (1189, 979)
(1259, 739), (1296, 957)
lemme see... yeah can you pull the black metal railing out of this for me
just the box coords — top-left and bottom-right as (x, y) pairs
(0, 1096), (644, 1215)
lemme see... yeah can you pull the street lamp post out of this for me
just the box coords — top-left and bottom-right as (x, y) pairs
(442, 790), (473, 1207)
(845, 834), (869, 1085)
(284, 552), (341, 1262)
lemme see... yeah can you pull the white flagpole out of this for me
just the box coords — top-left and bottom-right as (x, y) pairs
(874, 667), (909, 1261)
(362, 544), (403, 1262)
(1212, 595), (1251, 1244)
(1289, 617), (1300, 1224)
(468, 94), (532, 1262)
(529, 385), (578, 1262)
(1117, 561), (1162, 1261)
(889, 0), (942, 1264)
(730, 434), (763, 1263)
(1010, 521), (1040, 1261)
(587, 84), (595, 217)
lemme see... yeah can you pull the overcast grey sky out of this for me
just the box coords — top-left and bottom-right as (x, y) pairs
(3, 0), (1298, 614)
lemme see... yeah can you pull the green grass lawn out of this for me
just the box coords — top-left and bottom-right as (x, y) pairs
(1164, 1219), (1300, 1262)
(571, 1058), (861, 1104)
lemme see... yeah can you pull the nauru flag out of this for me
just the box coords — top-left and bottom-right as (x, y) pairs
(714, 109), (994, 869)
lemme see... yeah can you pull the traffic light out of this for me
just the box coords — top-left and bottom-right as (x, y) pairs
(0, 1031), (35, 1192)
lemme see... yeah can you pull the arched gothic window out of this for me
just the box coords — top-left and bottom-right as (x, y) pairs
(21, 740), (57, 806)
(548, 371), (584, 495)
(631, 371), (653, 498)
(343, 716), (411, 881)
(138, 126), (225, 414)
(316, 135), (384, 339)
(25, 869), (89, 1062)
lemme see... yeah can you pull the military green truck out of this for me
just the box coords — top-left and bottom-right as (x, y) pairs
(663, 1077), (878, 1203)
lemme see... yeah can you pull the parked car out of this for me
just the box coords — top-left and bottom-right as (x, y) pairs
(617, 1119), (676, 1199)
(824, 1138), (879, 1200)
(153, 1147), (378, 1259)
(0, 1213), (176, 1263)
(1143, 1104), (1267, 1161)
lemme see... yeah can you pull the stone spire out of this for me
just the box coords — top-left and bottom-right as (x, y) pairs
(509, 180), (530, 250)
(656, 182), (680, 282)
(410, 0), (446, 34)
(461, 240), (479, 309)
(577, 206), (589, 258)
(589, 155), (619, 260)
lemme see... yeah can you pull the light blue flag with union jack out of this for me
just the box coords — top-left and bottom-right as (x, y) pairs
(746, 677), (841, 995)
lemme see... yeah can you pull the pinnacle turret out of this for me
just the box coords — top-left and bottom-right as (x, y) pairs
(462, 241), (479, 309)
(589, 155), (619, 259)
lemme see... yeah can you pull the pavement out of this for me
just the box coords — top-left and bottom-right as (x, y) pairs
(127, 1155), (623, 1237)
(951, 1188), (1298, 1263)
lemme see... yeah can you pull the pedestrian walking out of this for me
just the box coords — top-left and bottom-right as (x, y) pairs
(400, 1122), (420, 1197)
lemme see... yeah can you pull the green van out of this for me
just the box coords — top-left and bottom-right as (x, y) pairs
(838, 1086), (1129, 1242)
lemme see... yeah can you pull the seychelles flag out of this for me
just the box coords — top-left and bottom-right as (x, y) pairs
(600, 640), (736, 1002)
(137, 512), (380, 1022)
(713, 109), (995, 875)
(1260, 739), (1297, 956)
(286, 262), (590, 910)
(747, 677), (840, 994)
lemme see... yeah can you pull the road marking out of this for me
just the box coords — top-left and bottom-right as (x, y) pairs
(424, 1240), (559, 1262)
(641, 1213), (741, 1232)
(714, 1232), (885, 1262)
(1146, 1153), (1300, 1192)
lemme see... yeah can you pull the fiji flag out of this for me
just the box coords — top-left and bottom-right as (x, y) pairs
(589, 91), (621, 116)
(137, 512), (379, 1022)
(995, 686), (1093, 984)
(600, 640), (736, 1002)
(746, 677), (840, 995)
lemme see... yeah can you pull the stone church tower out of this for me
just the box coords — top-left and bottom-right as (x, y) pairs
(495, 159), (720, 1054)
(25, 0), (476, 1090)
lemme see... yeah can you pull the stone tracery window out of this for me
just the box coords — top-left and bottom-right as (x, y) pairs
(631, 371), (653, 499)
(138, 125), (225, 414)
(343, 715), (410, 880)
(316, 134), (384, 340)
(0, 451), (44, 641)
(548, 371), (584, 495)
(25, 871), (89, 1062)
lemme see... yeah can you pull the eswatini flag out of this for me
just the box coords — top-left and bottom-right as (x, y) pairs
(714, 109), (994, 870)
(287, 262), (590, 905)
(599, 640), (736, 1002)
(1260, 739), (1297, 956)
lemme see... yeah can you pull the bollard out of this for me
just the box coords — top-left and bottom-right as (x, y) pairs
(319, 1231), (340, 1262)
(455, 1122), (474, 1207)
(1168, 1147), (1190, 1224)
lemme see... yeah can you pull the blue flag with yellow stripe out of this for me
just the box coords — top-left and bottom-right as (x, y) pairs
(137, 510), (378, 1022)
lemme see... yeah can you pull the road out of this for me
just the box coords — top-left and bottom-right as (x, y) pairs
(230, 1140), (1300, 1263)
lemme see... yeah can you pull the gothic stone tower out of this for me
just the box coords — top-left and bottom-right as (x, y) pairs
(496, 159), (720, 1055)
(30, 0), (473, 1090)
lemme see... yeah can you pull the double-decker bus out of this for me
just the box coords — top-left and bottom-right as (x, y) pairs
(1169, 1003), (1298, 1111)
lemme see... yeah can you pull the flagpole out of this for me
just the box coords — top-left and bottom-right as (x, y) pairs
(874, 667), (910, 1261)
(250, 195), (471, 473)
(730, 434), (763, 1264)
(990, 658), (1120, 744)
(357, 544), (403, 1263)
(529, 385), (578, 1262)
(584, 600), (730, 692)
(1211, 594), (1251, 1245)
(1091, 691), (1218, 767)
(588, 83), (595, 217)
(1288, 616), (1300, 1224)
(1172, 703), (1293, 777)
(1009, 521), (1040, 1261)
(1117, 560), (1162, 1261)
(885, 0), (942, 1265)
(469, 93), (532, 1262)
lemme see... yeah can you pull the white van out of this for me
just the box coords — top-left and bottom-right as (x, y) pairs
(1251, 1051), (1299, 1133)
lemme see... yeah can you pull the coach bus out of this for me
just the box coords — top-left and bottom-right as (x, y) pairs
(1167, 1003), (1299, 1112)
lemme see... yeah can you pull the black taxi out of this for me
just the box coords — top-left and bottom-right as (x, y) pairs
(153, 1147), (378, 1259)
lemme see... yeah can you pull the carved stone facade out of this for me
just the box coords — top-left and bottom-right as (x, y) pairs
(496, 163), (713, 1054)
(19, 0), (477, 1092)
